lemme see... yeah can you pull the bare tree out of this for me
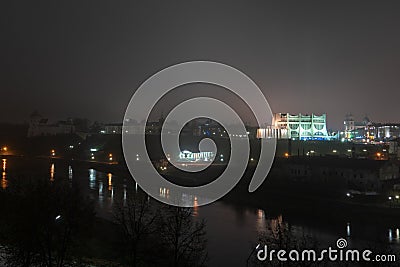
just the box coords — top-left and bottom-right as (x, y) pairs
(113, 194), (157, 267)
(159, 207), (207, 267)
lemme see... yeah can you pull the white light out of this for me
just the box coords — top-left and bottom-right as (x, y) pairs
(55, 215), (61, 220)
(90, 148), (98, 152)
(389, 196), (392, 200)
(396, 195), (399, 199)
(346, 193), (351, 197)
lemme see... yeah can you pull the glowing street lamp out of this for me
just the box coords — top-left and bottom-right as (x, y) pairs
(2, 147), (7, 152)
(109, 153), (113, 161)
(51, 149), (55, 156)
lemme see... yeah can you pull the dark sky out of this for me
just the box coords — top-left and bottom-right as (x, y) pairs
(1, 1), (399, 129)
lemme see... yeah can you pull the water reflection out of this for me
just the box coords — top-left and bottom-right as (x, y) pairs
(193, 196), (199, 217)
(89, 169), (96, 190)
(68, 165), (73, 181)
(387, 228), (400, 243)
(256, 209), (266, 232)
(1, 159), (6, 189)
(98, 180), (104, 208)
(108, 173), (114, 204)
(347, 222), (351, 237)
(159, 187), (170, 199)
(50, 163), (55, 181)
(123, 184), (127, 206)
(270, 215), (284, 236)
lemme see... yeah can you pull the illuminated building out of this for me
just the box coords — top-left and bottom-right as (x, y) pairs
(178, 150), (215, 162)
(257, 113), (329, 140)
(343, 114), (400, 142)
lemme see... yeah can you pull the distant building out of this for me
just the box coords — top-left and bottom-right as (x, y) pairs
(343, 114), (400, 142)
(28, 111), (75, 137)
(257, 113), (329, 140)
(284, 157), (399, 193)
(343, 114), (372, 141)
(103, 123), (123, 134)
(370, 123), (400, 141)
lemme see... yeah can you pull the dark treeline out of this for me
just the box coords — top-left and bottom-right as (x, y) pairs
(0, 176), (207, 267)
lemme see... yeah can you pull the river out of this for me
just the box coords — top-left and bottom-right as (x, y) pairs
(2, 157), (400, 266)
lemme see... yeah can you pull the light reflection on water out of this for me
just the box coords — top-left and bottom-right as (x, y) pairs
(89, 169), (96, 190)
(50, 163), (55, 181)
(4, 159), (400, 266)
(256, 209), (266, 232)
(98, 180), (104, 208)
(1, 159), (6, 189)
(68, 165), (73, 180)
(108, 173), (114, 205)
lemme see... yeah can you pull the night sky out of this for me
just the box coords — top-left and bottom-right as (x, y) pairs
(1, 1), (400, 129)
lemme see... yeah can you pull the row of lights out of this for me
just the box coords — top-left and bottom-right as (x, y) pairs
(50, 148), (115, 162)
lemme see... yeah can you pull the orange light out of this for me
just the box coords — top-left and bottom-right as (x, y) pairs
(284, 152), (289, 158)
(377, 152), (381, 157)
(3, 147), (7, 152)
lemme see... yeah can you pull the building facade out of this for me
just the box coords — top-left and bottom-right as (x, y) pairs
(257, 113), (329, 140)
(343, 114), (400, 142)
(28, 112), (75, 137)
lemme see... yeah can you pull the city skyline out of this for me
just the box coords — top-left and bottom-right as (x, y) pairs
(1, 1), (400, 129)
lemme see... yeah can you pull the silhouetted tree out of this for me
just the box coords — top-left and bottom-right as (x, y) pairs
(159, 207), (207, 267)
(0, 177), (94, 267)
(113, 194), (158, 267)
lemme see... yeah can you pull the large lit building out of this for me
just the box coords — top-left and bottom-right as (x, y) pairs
(257, 113), (329, 140)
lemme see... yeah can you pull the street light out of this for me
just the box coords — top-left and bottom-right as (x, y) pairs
(51, 149), (55, 156)
(2, 147), (7, 152)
